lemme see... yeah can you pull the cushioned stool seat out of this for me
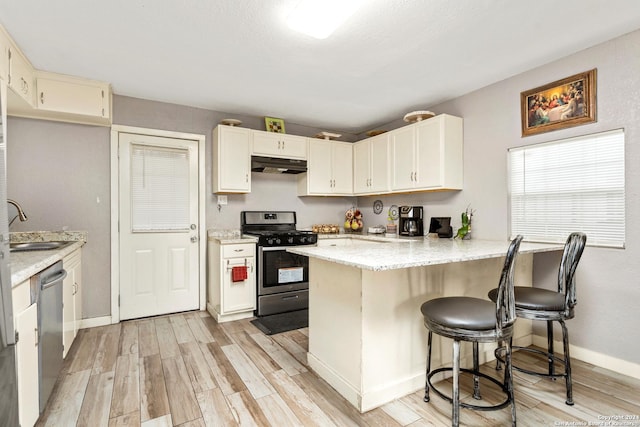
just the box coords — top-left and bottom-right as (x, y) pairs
(420, 236), (523, 427)
(488, 232), (586, 406)
(488, 287), (566, 311)
(421, 297), (496, 332)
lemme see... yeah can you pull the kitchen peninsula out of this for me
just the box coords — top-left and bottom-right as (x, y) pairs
(288, 236), (562, 412)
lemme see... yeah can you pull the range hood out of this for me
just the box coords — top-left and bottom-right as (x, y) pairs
(251, 156), (307, 174)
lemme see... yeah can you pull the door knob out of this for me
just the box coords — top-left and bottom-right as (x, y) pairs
(190, 236), (199, 243)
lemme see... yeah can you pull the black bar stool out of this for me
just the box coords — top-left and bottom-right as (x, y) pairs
(420, 235), (523, 427)
(488, 232), (586, 406)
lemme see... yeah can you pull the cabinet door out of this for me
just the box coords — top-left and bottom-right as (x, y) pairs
(369, 134), (389, 193)
(0, 27), (9, 81)
(64, 249), (82, 341)
(8, 46), (34, 106)
(353, 140), (370, 194)
(222, 257), (255, 313)
(415, 117), (443, 188)
(16, 303), (39, 427)
(280, 134), (307, 159)
(415, 115), (463, 190)
(331, 142), (353, 194)
(37, 76), (108, 118)
(390, 126), (416, 191)
(213, 126), (251, 193)
(63, 266), (74, 358)
(73, 255), (83, 337)
(306, 139), (333, 194)
(252, 131), (307, 159)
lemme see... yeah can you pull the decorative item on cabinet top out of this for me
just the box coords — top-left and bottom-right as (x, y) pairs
(366, 129), (387, 137)
(265, 116), (286, 133)
(403, 110), (435, 123)
(220, 118), (242, 126)
(314, 131), (342, 140)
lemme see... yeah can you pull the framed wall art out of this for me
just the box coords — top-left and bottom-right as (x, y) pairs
(265, 117), (286, 133)
(521, 69), (596, 137)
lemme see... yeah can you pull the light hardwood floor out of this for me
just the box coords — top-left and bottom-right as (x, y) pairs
(36, 311), (640, 426)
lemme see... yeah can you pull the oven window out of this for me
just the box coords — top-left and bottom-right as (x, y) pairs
(262, 251), (309, 288)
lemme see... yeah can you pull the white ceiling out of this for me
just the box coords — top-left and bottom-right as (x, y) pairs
(2, 0), (640, 134)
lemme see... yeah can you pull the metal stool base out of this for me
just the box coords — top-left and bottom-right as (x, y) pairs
(427, 367), (513, 412)
(495, 346), (574, 406)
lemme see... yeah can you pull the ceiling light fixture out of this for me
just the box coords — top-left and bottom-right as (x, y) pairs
(286, 0), (364, 40)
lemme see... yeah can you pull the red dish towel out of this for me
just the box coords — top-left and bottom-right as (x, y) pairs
(231, 266), (248, 282)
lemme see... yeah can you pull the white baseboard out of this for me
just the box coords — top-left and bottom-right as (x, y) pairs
(532, 335), (640, 380)
(306, 334), (535, 413)
(78, 316), (112, 329)
(206, 303), (254, 323)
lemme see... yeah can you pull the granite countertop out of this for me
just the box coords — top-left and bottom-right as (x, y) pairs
(10, 231), (87, 287)
(207, 229), (258, 244)
(289, 236), (563, 271)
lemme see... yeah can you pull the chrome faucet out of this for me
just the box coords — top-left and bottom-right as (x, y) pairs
(7, 199), (28, 226)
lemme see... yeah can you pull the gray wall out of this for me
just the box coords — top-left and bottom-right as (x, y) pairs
(356, 29), (640, 364)
(6, 119), (112, 318)
(6, 96), (356, 318)
(6, 28), (639, 365)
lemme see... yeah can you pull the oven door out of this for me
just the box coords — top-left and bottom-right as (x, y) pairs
(257, 246), (309, 296)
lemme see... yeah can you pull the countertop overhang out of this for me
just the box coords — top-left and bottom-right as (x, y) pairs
(288, 236), (563, 271)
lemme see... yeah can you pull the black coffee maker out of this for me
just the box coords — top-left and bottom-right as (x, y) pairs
(399, 206), (424, 236)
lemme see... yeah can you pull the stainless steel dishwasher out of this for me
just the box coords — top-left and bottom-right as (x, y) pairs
(33, 260), (67, 413)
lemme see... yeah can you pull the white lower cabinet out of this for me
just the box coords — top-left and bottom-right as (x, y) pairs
(62, 248), (82, 357)
(207, 240), (256, 322)
(13, 279), (39, 427)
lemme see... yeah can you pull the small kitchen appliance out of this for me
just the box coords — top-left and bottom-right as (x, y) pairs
(429, 217), (453, 238)
(241, 211), (317, 316)
(399, 206), (424, 237)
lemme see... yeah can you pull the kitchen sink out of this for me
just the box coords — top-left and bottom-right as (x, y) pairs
(9, 241), (74, 252)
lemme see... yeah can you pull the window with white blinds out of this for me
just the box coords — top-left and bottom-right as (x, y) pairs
(509, 129), (625, 248)
(131, 144), (190, 232)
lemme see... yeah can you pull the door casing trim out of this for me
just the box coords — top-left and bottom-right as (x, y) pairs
(110, 125), (206, 323)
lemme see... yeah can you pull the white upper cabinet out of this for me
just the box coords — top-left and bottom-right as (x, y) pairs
(7, 43), (35, 107)
(213, 125), (252, 193)
(252, 130), (307, 159)
(353, 133), (389, 195)
(35, 71), (111, 124)
(1, 24), (112, 126)
(390, 114), (463, 192)
(299, 139), (353, 196)
(0, 26), (10, 81)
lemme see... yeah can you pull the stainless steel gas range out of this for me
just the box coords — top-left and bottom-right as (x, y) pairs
(241, 211), (317, 316)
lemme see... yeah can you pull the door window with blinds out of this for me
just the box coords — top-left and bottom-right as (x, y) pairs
(130, 144), (190, 232)
(509, 129), (625, 248)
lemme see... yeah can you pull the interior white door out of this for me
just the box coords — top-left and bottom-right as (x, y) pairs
(119, 132), (200, 320)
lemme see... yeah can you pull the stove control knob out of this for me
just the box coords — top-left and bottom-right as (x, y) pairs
(287, 236), (294, 244)
(275, 238), (281, 245)
(299, 236), (307, 244)
(266, 238), (274, 245)
(308, 235), (317, 244)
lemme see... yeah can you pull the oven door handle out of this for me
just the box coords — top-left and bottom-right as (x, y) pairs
(260, 246), (291, 252)
(281, 294), (300, 300)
